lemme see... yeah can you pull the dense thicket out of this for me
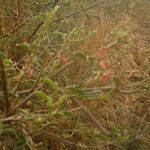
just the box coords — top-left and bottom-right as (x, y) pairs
(0, 0), (149, 150)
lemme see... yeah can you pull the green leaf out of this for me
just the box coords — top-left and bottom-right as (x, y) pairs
(19, 109), (30, 116)
(66, 86), (87, 97)
(53, 95), (67, 108)
(110, 124), (121, 137)
(43, 77), (54, 87)
(35, 90), (53, 105)
(113, 76), (120, 86)
(74, 52), (87, 61)
(52, 5), (60, 14)
(43, 12), (52, 20)
(98, 93), (110, 102)
(46, 122), (63, 130)
(18, 109), (34, 119)
(0, 52), (6, 60)
(58, 95), (66, 102)
(47, 97), (53, 107)
(4, 59), (13, 65)
(43, 77), (59, 91)
(106, 40), (118, 48)
(50, 32), (63, 41)
(43, 77), (54, 86)
(52, 60), (61, 69)
(117, 30), (128, 39)
(16, 42), (31, 51)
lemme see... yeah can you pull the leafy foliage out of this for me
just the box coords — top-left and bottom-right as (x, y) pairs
(0, 0), (149, 150)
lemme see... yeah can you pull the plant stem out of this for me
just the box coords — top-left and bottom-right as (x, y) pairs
(0, 60), (11, 116)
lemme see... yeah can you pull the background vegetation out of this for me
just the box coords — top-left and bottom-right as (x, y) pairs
(0, 0), (149, 149)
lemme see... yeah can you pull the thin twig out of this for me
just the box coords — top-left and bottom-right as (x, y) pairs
(0, 115), (22, 122)
(16, 0), (21, 19)
(13, 83), (44, 113)
(56, 1), (104, 22)
(119, 77), (149, 89)
(69, 107), (83, 112)
(27, 21), (44, 42)
(52, 61), (74, 77)
(72, 98), (110, 135)
(0, 19), (28, 39)
(30, 69), (44, 92)
(22, 123), (38, 150)
(13, 61), (74, 112)
(136, 113), (148, 139)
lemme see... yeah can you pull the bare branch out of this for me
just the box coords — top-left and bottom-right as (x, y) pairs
(0, 115), (22, 122)
(52, 61), (74, 77)
(72, 98), (110, 135)
(27, 21), (44, 42)
(0, 19), (28, 39)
